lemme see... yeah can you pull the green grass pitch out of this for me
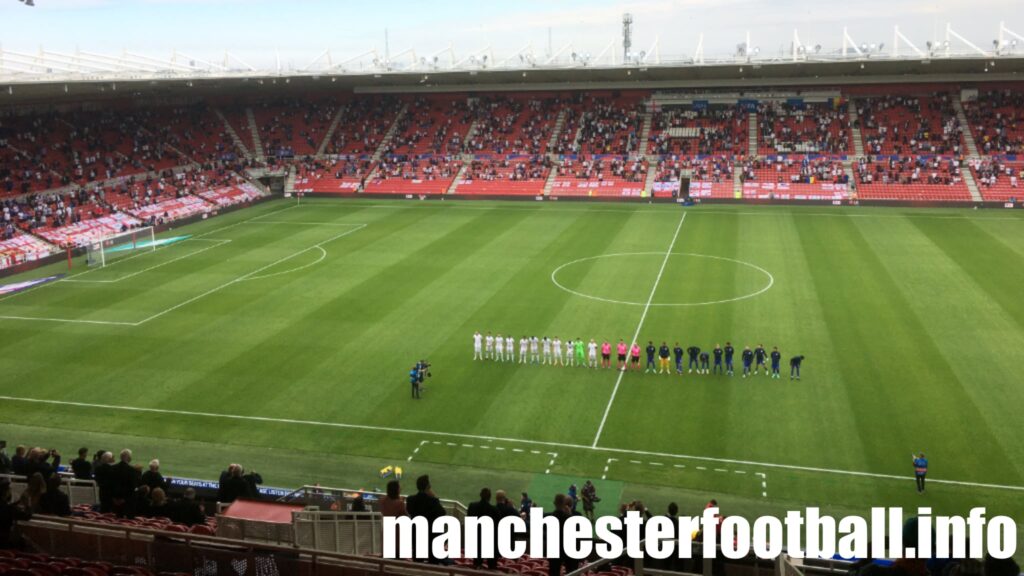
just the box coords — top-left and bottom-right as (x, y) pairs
(1, 197), (1023, 537)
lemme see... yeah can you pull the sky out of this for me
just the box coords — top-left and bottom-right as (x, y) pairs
(1, 0), (1021, 70)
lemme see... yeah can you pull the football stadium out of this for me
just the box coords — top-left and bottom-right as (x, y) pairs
(1, 0), (1024, 574)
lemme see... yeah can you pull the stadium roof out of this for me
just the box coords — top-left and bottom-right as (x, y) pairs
(2, 55), (1023, 105)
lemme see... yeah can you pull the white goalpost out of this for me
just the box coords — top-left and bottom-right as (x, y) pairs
(86, 226), (157, 267)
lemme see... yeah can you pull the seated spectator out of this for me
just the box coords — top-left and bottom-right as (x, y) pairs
(19, 473), (46, 513)
(70, 447), (92, 480)
(169, 487), (205, 526)
(141, 458), (167, 491)
(38, 475), (70, 517)
(146, 487), (169, 518)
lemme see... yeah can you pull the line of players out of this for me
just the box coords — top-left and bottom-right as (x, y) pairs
(473, 332), (805, 379)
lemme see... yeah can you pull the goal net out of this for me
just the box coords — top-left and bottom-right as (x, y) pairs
(86, 227), (157, 267)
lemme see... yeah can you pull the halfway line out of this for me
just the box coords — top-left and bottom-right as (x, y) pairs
(591, 210), (687, 448)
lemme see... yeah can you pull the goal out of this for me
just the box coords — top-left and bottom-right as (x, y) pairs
(86, 227), (157, 267)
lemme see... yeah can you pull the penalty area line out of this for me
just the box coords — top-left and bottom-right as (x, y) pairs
(1, 395), (1022, 493)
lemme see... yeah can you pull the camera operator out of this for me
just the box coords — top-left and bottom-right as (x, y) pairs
(410, 360), (431, 399)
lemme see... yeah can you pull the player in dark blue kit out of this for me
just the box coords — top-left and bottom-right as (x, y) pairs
(770, 346), (782, 379)
(645, 341), (657, 373)
(699, 351), (710, 374)
(724, 342), (735, 376)
(912, 453), (928, 493)
(742, 346), (754, 378)
(673, 342), (684, 374)
(409, 366), (421, 399)
(712, 345), (724, 375)
(790, 355), (804, 380)
(754, 344), (768, 376)
(687, 345), (701, 373)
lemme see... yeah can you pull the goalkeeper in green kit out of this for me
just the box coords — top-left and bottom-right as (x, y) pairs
(575, 338), (586, 367)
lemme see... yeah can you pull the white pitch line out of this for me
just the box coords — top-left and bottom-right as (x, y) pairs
(131, 224), (365, 326)
(3, 394), (1023, 493)
(592, 211), (687, 447)
(62, 239), (233, 284)
(300, 199), (1024, 222)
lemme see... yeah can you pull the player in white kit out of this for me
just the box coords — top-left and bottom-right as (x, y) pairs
(473, 331), (483, 360)
(519, 336), (528, 363)
(530, 336), (540, 363)
(565, 339), (575, 366)
(542, 337), (552, 364)
(552, 337), (563, 366)
(588, 339), (599, 368)
(495, 334), (504, 362)
(505, 336), (515, 361)
(485, 332), (495, 360)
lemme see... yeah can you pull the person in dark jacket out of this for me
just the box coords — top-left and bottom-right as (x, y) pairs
(546, 494), (579, 576)
(70, 448), (92, 480)
(110, 449), (141, 517)
(170, 488), (206, 526)
(38, 475), (71, 517)
(405, 475), (447, 564)
(217, 464), (252, 503)
(24, 448), (61, 479)
(466, 488), (499, 569)
(0, 479), (32, 549)
(93, 451), (115, 513)
(141, 459), (167, 491)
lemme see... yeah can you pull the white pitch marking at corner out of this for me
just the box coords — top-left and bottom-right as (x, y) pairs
(591, 211), (687, 447)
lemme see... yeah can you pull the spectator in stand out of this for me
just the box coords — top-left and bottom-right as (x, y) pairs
(170, 487), (206, 526)
(405, 475), (447, 564)
(0, 478), (32, 549)
(141, 459), (167, 491)
(242, 468), (263, 499)
(94, 451), (115, 513)
(546, 494), (579, 576)
(466, 487), (499, 569)
(0, 442), (9, 475)
(38, 475), (70, 517)
(132, 485), (151, 517)
(111, 449), (141, 517)
(519, 492), (533, 519)
(380, 480), (407, 557)
(494, 490), (517, 520)
(70, 447), (92, 480)
(379, 480), (406, 518)
(147, 488), (170, 518)
(24, 448), (60, 480)
(217, 464), (252, 503)
(580, 480), (598, 520)
(9, 446), (27, 477)
(19, 473), (47, 513)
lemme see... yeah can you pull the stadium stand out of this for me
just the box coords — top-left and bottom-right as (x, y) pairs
(251, 97), (338, 158)
(660, 156), (734, 199)
(385, 96), (474, 156)
(647, 106), (747, 156)
(322, 96), (403, 156)
(464, 95), (564, 155)
(857, 94), (965, 155)
(452, 157), (550, 196)
(969, 156), (1024, 202)
(363, 155), (460, 195)
(550, 156), (647, 198)
(757, 102), (852, 155)
(962, 89), (1024, 155)
(853, 155), (972, 202)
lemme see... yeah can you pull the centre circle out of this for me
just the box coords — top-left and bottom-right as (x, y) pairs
(550, 252), (775, 307)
